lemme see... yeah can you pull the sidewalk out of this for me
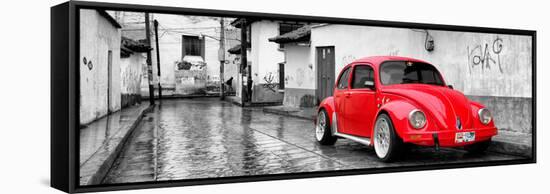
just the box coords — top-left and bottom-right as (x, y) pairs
(262, 105), (532, 158)
(263, 105), (317, 121)
(489, 130), (533, 158)
(225, 95), (283, 107)
(79, 103), (153, 186)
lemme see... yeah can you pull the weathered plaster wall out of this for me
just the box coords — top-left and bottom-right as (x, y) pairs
(468, 96), (532, 134)
(283, 88), (316, 108)
(284, 44), (315, 89)
(120, 53), (145, 107)
(250, 21), (285, 102)
(302, 24), (532, 133)
(79, 9), (121, 125)
(222, 28), (241, 94)
(174, 68), (208, 95)
(281, 44), (316, 107)
(309, 24), (532, 98)
(151, 14), (222, 93)
(113, 12), (225, 96)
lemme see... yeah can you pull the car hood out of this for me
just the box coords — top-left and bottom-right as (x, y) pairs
(382, 84), (473, 130)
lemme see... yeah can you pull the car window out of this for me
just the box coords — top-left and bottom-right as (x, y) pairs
(352, 65), (374, 89)
(337, 67), (351, 89)
(380, 61), (444, 86)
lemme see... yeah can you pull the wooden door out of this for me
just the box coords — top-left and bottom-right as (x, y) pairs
(316, 46), (335, 104)
(107, 50), (112, 113)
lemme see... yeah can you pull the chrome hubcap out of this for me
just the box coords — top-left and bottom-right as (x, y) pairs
(374, 117), (391, 158)
(316, 111), (326, 141)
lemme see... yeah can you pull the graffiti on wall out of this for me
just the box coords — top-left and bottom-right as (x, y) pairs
(467, 37), (504, 74)
(262, 72), (278, 92)
(388, 49), (400, 56)
(341, 55), (356, 66)
(284, 64), (314, 88)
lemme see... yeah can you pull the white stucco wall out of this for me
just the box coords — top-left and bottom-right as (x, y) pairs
(309, 24), (532, 98)
(284, 44), (314, 89)
(149, 14), (222, 88)
(112, 12), (227, 93)
(79, 9), (121, 125)
(250, 21), (285, 85)
(120, 53), (145, 94)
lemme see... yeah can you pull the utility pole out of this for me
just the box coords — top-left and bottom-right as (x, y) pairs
(240, 19), (248, 105)
(153, 19), (162, 100)
(219, 18), (225, 100)
(145, 13), (155, 105)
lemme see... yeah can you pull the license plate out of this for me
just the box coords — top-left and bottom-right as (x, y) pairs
(455, 132), (475, 143)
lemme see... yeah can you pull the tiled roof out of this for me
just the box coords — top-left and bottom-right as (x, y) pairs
(268, 25), (311, 44)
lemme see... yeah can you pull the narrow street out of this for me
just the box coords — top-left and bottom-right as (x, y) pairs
(103, 98), (522, 184)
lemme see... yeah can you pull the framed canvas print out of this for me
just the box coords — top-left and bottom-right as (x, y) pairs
(51, 1), (536, 193)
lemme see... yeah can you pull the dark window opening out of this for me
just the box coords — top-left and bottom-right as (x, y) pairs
(182, 35), (203, 56)
(352, 65), (374, 89)
(379, 61), (444, 86)
(245, 26), (251, 49)
(337, 67), (351, 89)
(279, 63), (285, 89)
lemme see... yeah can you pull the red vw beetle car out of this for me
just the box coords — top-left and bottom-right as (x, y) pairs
(315, 56), (497, 162)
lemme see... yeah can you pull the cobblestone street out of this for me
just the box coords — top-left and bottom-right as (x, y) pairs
(103, 98), (523, 184)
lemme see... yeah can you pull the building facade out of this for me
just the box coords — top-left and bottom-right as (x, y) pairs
(231, 19), (309, 104)
(120, 37), (150, 108)
(271, 24), (532, 134)
(79, 9), (122, 125)
(110, 12), (228, 97)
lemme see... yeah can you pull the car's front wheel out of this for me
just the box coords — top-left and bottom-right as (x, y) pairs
(315, 109), (337, 145)
(373, 113), (402, 162)
(464, 140), (491, 154)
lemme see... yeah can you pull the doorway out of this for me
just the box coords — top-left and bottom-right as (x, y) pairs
(107, 50), (113, 113)
(316, 46), (335, 104)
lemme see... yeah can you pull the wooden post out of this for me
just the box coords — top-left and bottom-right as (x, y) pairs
(240, 19), (248, 105)
(153, 19), (162, 99)
(145, 13), (155, 105)
(219, 18), (225, 100)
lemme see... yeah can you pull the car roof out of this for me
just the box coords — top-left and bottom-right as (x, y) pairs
(348, 56), (430, 68)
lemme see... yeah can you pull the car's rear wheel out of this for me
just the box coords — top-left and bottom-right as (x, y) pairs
(464, 139), (491, 154)
(315, 109), (337, 145)
(373, 113), (402, 162)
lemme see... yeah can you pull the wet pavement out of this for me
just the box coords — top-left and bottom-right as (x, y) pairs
(103, 98), (523, 184)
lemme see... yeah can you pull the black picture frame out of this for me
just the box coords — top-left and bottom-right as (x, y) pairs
(51, 1), (536, 193)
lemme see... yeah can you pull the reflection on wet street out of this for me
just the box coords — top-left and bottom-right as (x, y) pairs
(103, 98), (522, 184)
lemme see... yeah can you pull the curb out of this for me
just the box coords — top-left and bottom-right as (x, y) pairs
(262, 108), (315, 121)
(85, 105), (155, 185)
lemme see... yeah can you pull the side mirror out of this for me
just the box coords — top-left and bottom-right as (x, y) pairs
(448, 85), (454, 89)
(364, 80), (375, 89)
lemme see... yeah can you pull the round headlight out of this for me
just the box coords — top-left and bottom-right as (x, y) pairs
(478, 108), (492, 125)
(409, 109), (426, 129)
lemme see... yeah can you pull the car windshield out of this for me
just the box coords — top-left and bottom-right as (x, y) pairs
(379, 61), (444, 86)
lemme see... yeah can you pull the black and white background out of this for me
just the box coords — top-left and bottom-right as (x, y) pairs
(1, 0), (548, 193)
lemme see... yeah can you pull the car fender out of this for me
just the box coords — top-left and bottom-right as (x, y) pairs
(318, 96), (335, 126)
(374, 99), (417, 140)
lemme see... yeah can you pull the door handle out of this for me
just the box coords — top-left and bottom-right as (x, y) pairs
(345, 93), (351, 98)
